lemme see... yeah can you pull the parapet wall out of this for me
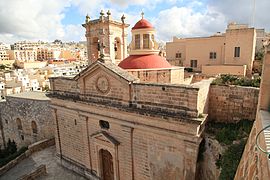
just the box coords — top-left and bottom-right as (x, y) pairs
(49, 77), (206, 118)
(202, 65), (247, 76)
(132, 83), (199, 117)
(209, 85), (259, 122)
(50, 77), (79, 93)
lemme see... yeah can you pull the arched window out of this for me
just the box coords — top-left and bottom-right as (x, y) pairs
(31, 121), (38, 134)
(143, 34), (150, 49)
(114, 37), (122, 60)
(135, 34), (140, 49)
(16, 118), (22, 130)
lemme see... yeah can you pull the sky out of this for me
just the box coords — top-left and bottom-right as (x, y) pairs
(0, 0), (269, 44)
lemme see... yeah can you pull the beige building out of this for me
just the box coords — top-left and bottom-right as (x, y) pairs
(0, 50), (9, 61)
(7, 49), (37, 62)
(12, 40), (45, 50)
(37, 48), (56, 60)
(48, 60), (210, 180)
(48, 13), (212, 180)
(166, 22), (256, 76)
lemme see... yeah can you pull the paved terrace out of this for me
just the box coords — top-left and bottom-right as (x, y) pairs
(0, 146), (86, 180)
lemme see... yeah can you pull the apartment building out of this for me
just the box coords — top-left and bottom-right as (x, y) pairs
(166, 23), (256, 76)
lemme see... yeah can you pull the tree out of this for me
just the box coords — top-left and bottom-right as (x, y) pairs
(6, 139), (17, 155)
(0, 64), (6, 70)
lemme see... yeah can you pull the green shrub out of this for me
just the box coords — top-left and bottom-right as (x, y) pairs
(184, 67), (193, 72)
(0, 64), (6, 70)
(0, 146), (28, 167)
(206, 120), (253, 179)
(255, 51), (264, 61)
(216, 127), (238, 145)
(211, 74), (261, 88)
(219, 140), (246, 180)
(207, 120), (253, 145)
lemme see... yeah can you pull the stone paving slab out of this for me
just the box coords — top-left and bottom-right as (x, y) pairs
(0, 146), (86, 180)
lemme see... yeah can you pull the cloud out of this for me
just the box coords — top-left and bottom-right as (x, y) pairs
(62, 24), (85, 42)
(0, 0), (269, 44)
(153, 6), (226, 41)
(0, 0), (71, 43)
(208, 0), (270, 29)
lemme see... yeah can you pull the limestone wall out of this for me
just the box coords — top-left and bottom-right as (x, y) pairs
(52, 102), (201, 180)
(0, 94), (55, 148)
(202, 65), (247, 76)
(132, 83), (199, 117)
(235, 45), (270, 179)
(234, 111), (270, 179)
(192, 79), (213, 115)
(127, 67), (185, 84)
(50, 77), (79, 93)
(50, 75), (205, 118)
(209, 85), (259, 122)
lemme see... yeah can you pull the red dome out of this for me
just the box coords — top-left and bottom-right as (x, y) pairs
(118, 54), (172, 69)
(132, 19), (154, 30)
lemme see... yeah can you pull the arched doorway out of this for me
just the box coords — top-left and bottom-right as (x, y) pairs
(16, 118), (22, 130)
(100, 149), (114, 180)
(31, 121), (38, 134)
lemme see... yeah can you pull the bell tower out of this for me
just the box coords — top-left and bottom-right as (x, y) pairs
(82, 10), (130, 65)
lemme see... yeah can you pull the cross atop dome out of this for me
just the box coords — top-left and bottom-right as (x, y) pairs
(141, 11), (144, 19)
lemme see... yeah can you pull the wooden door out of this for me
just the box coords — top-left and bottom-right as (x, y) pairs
(101, 149), (114, 180)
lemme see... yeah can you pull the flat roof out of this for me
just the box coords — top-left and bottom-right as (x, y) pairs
(7, 91), (50, 101)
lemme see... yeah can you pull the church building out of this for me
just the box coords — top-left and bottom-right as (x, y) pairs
(48, 11), (210, 180)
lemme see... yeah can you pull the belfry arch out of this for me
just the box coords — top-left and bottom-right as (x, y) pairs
(114, 37), (122, 63)
(82, 10), (129, 64)
(91, 37), (99, 60)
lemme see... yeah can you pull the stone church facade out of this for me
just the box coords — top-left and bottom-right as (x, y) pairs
(48, 12), (211, 180)
(48, 60), (210, 179)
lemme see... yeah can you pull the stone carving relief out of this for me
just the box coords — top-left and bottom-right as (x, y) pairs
(95, 76), (110, 94)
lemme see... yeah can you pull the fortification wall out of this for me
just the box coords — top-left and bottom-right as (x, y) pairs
(209, 85), (259, 122)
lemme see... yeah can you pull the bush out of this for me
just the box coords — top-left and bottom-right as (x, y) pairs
(0, 64), (6, 70)
(255, 51), (264, 60)
(184, 67), (193, 72)
(44, 85), (50, 92)
(207, 120), (253, 145)
(211, 74), (261, 87)
(219, 140), (246, 180)
(206, 120), (253, 179)
(0, 146), (28, 167)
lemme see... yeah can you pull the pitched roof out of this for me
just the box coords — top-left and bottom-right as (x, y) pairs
(74, 60), (139, 82)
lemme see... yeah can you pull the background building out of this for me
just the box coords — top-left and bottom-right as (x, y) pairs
(166, 22), (256, 76)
